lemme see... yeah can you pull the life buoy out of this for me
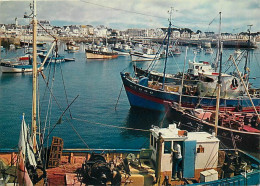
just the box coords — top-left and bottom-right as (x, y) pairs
(230, 78), (238, 90)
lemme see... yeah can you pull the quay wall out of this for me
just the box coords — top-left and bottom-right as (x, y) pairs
(0, 35), (257, 49)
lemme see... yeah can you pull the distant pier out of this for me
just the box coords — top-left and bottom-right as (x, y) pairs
(0, 35), (257, 49)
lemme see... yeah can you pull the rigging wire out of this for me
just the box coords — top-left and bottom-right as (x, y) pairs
(80, 0), (167, 20)
(58, 60), (73, 118)
(73, 117), (150, 132)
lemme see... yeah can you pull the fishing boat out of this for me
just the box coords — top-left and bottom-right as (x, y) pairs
(169, 103), (260, 152)
(130, 47), (159, 62)
(133, 56), (214, 84)
(66, 39), (80, 52)
(169, 12), (260, 153)
(0, 56), (42, 73)
(85, 45), (118, 59)
(1, 122), (260, 185)
(112, 43), (131, 55)
(20, 40), (46, 47)
(121, 13), (260, 113)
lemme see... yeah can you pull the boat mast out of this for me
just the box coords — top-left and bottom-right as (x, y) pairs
(179, 46), (188, 106)
(32, 0), (37, 152)
(162, 8), (173, 90)
(214, 12), (222, 136)
(244, 25), (252, 89)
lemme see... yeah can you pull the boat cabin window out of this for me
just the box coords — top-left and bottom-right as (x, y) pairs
(195, 66), (199, 69)
(164, 141), (172, 154)
(197, 145), (204, 153)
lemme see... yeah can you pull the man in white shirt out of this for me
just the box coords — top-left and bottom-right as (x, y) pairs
(172, 142), (182, 180)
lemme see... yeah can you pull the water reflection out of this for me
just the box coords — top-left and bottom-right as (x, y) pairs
(121, 107), (170, 138)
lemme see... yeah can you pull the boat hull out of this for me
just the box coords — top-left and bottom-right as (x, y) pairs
(130, 53), (158, 62)
(85, 49), (118, 59)
(112, 48), (130, 55)
(120, 72), (260, 112)
(1, 64), (42, 73)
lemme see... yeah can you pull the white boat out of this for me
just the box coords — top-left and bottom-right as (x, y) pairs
(85, 45), (118, 59)
(197, 72), (245, 98)
(130, 48), (159, 62)
(205, 47), (214, 54)
(112, 43), (131, 55)
(234, 49), (242, 56)
(0, 54), (42, 73)
(66, 39), (80, 52)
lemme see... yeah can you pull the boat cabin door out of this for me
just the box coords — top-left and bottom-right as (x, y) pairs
(182, 140), (196, 178)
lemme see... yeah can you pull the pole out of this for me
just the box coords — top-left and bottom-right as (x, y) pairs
(214, 12), (222, 136)
(179, 46), (188, 106)
(156, 133), (163, 184)
(230, 55), (260, 120)
(32, 0), (38, 152)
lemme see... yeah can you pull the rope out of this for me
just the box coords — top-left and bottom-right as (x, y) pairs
(115, 83), (124, 110)
(73, 117), (150, 132)
(58, 62), (72, 118)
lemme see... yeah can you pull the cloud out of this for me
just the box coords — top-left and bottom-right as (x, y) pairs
(0, 0), (259, 32)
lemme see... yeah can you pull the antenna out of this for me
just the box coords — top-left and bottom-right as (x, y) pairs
(168, 7), (177, 23)
(247, 24), (253, 32)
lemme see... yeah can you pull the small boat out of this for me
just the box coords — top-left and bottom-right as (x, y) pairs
(234, 49), (242, 56)
(38, 54), (65, 63)
(172, 47), (181, 55)
(111, 43), (131, 55)
(205, 47), (214, 54)
(64, 57), (75, 62)
(130, 47), (159, 62)
(0, 59), (42, 73)
(9, 44), (16, 50)
(20, 40), (46, 47)
(66, 39), (80, 52)
(85, 45), (118, 59)
(196, 44), (203, 53)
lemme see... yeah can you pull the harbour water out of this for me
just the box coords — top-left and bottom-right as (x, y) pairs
(0, 43), (259, 155)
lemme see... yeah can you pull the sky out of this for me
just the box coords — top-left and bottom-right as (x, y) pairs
(0, 0), (259, 33)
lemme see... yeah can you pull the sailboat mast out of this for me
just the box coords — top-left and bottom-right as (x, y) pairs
(214, 12), (222, 136)
(32, 0), (38, 152)
(162, 8), (173, 90)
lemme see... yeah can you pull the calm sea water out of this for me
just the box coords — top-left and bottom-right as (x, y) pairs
(0, 43), (259, 153)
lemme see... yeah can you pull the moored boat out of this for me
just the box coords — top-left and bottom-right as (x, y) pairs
(1, 123), (260, 185)
(205, 47), (214, 54)
(112, 43), (131, 55)
(130, 47), (159, 62)
(85, 45), (118, 59)
(38, 54), (65, 63)
(169, 103), (260, 152)
(66, 39), (80, 52)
